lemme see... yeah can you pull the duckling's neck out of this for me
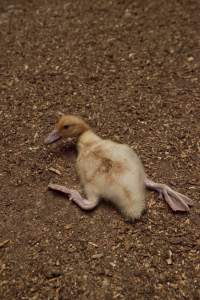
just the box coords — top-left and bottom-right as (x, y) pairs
(77, 130), (102, 151)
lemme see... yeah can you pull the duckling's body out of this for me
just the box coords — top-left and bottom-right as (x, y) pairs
(77, 130), (145, 220)
(45, 114), (193, 221)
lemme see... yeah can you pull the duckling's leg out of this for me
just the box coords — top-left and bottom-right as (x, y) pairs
(48, 183), (99, 210)
(144, 178), (193, 212)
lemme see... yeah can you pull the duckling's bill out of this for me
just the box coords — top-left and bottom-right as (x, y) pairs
(45, 129), (61, 144)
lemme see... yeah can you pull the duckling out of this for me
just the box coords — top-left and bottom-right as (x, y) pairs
(45, 114), (193, 221)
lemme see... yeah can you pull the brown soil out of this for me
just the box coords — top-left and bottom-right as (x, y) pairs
(0, 0), (200, 299)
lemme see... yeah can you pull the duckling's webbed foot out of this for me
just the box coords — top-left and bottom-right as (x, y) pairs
(144, 178), (193, 212)
(48, 183), (99, 210)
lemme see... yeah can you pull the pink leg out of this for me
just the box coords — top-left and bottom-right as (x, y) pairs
(48, 183), (99, 210)
(144, 178), (193, 212)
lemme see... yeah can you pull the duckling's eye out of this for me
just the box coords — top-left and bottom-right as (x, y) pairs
(63, 124), (70, 129)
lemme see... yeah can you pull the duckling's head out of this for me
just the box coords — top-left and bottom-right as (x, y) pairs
(45, 114), (90, 144)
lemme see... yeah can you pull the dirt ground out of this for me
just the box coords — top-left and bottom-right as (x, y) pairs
(0, 0), (200, 299)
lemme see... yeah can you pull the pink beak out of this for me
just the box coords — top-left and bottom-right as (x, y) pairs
(45, 129), (61, 144)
